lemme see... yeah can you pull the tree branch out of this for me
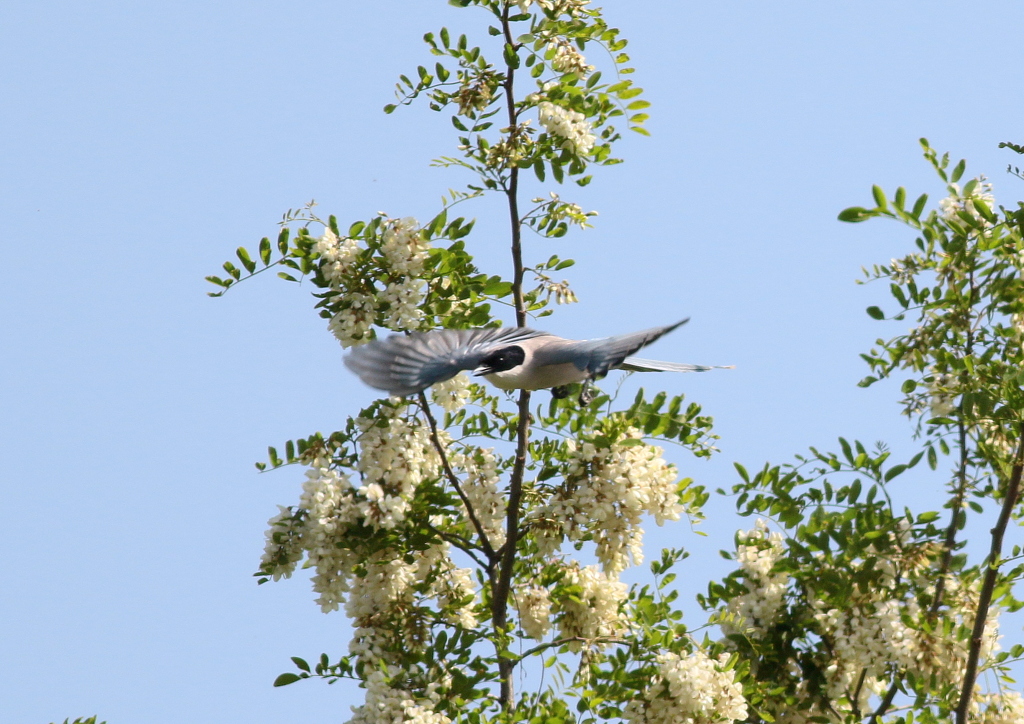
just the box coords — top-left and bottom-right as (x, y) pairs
(490, 4), (531, 712)
(954, 423), (1024, 724)
(418, 392), (498, 563)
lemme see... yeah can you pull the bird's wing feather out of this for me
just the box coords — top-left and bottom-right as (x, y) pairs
(619, 357), (734, 373)
(532, 319), (690, 378)
(344, 326), (551, 396)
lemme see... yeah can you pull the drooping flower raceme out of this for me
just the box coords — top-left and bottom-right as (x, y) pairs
(554, 563), (627, 649)
(534, 428), (683, 574)
(355, 408), (441, 530)
(547, 38), (593, 77)
(517, 586), (553, 641)
(317, 215), (431, 346)
(431, 373), (471, 414)
(538, 101), (596, 156)
(624, 650), (749, 724)
(315, 227), (360, 287)
(939, 176), (996, 226)
(450, 446), (507, 549)
(721, 519), (789, 638)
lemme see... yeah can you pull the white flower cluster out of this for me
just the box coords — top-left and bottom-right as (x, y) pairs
(355, 409), (442, 530)
(939, 176), (996, 226)
(515, 0), (589, 16)
(382, 216), (429, 277)
(379, 217), (429, 331)
(624, 650), (748, 724)
(813, 599), (919, 711)
(538, 101), (596, 156)
(808, 570), (1003, 715)
(547, 38), (593, 77)
(517, 586), (553, 640)
(555, 564), (627, 649)
(328, 291), (376, 347)
(349, 668), (452, 724)
(534, 428), (682, 573)
(979, 690), (1024, 724)
(721, 520), (789, 638)
(257, 407), (451, 612)
(380, 277), (427, 332)
(262, 456), (476, 724)
(450, 446), (507, 548)
(318, 216), (430, 347)
(431, 373), (471, 413)
(316, 227), (360, 286)
(928, 371), (957, 417)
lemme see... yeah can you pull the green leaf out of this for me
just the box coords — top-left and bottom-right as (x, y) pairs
(503, 43), (520, 69)
(234, 247), (254, 272)
(274, 673), (302, 687)
(872, 185), (887, 210)
(884, 464), (907, 482)
(866, 306), (885, 320)
(950, 158), (966, 183)
(838, 206), (871, 223)
(911, 193), (928, 219)
(259, 237), (272, 265)
(291, 656), (311, 672)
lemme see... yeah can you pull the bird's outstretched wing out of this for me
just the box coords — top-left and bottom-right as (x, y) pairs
(344, 326), (551, 397)
(533, 319), (690, 378)
(618, 357), (734, 373)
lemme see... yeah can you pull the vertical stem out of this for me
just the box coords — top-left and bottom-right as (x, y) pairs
(954, 425), (1024, 724)
(492, 389), (532, 710)
(500, 2), (526, 327)
(491, 4), (530, 712)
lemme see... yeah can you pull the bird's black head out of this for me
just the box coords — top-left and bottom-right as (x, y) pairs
(474, 345), (526, 376)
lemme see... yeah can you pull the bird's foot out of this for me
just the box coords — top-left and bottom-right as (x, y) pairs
(578, 382), (594, 406)
(551, 385), (571, 399)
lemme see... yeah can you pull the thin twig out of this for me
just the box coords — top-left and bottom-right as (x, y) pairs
(514, 636), (629, 662)
(418, 392), (497, 562)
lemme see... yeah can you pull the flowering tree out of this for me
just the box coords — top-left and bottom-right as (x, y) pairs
(207, 2), (1024, 724)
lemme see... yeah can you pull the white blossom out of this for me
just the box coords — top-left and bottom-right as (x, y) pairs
(928, 372), (956, 417)
(538, 101), (595, 156)
(534, 428), (682, 573)
(555, 564), (627, 649)
(547, 38), (593, 77)
(316, 227), (360, 286)
(515, 0), (589, 16)
(451, 446), (507, 548)
(258, 505), (306, 581)
(381, 216), (428, 277)
(435, 563), (478, 629)
(431, 373), (471, 413)
(355, 410), (441, 530)
(517, 586), (553, 640)
(298, 457), (361, 612)
(624, 650), (748, 724)
(380, 277), (426, 331)
(979, 690), (1024, 724)
(721, 520), (789, 638)
(939, 176), (996, 226)
(328, 292), (376, 347)
(348, 667), (452, 724)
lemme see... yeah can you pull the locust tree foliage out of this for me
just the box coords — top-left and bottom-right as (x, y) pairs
(208, 3), (1024, 724)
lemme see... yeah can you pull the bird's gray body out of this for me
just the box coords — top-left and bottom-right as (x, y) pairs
(344, 318), (726, 398)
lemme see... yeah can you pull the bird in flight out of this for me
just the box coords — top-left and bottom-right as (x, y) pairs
(344, 318), (730, 403)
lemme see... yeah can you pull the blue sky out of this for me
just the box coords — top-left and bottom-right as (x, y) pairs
(3, 1), (1023, 722)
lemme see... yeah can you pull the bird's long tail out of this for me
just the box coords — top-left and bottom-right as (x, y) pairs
(619, 357), (734, 373)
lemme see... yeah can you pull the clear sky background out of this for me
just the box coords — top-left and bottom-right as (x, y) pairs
(3, 1), (1023, 722)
